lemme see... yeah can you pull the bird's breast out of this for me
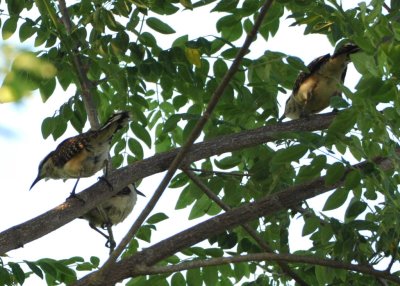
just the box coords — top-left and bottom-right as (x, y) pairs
(62, 149), (108, 178)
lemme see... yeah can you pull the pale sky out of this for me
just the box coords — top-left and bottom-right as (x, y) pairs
(0, 1), (377, 285)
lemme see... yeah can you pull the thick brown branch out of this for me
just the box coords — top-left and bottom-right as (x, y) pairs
(100, 0), (275, 273)
(73, 154), (396, 285)
(139, 253), (400, 284)
(184, 170), (309, 286)
(0, 113), (336, 255)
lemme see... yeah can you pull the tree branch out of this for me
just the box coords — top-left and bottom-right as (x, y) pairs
(73, 153), (396, 285)
(57, 0), (99, 128)
(184, 170), (309, 286)
(0, 112), (338, 255)
(137, 252), (400, 284)
(99, 0), (275, 275)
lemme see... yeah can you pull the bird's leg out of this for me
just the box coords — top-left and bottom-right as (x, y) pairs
(98, 176), (113, 191)
(98, 159), (114, 191)
(89, 223), (110, 240)
(67, 179), (85, 203)
(71, 178), (80, 196)
(105, 224), (116, 253)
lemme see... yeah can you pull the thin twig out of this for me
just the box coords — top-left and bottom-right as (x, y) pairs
(184, 170), (309, 286)
(97, 0), (275, 277)
(136, 252), (400, 284)
(58, 0), (99, 129)
(383, 2), (391, 13)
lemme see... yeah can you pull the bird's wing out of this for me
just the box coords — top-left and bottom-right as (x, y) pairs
(51, 135), (90, 167)
(292, 53), (331, 95)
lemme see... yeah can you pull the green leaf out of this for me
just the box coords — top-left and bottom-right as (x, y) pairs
(112, 153), (124, 168)
(37, 259), (57, 278)
(90, 256), (100, 268)
(189, 195), (211, 220)
(104, 10), (124, 31)
(171, 272), (186, 286)
(214, 155), (241, 169)
(39, 77), (56, 101)
(146, 17), (176, 34)
(19, 19), (36, 42)
(271, 145), (308, 166)
(203, 266), (218, 286)
(24, 261), (43, 279)
(234, 262), (249, 280)
(204, 248), (224, 257)
(2, 17), (18, 40)
(325, 162), (345, 185)
(0, 267), (11, 285)
(128, 138), (144, 160)
(344, 170), (361, 190)
(163, 114), (181, 133)
(315, 265), (331, 285)
(351, 52), (379, 77)
(286, 56), (307, 71)
(53, 261), (76, 280)
(136, 225), (152, 242)
(323, 188), (350, 211)
(146, 213), (169, 224)
(41, 117), (54, 139)
(345, 200), (367, 221)
(172, 35), (189, 47)
(211, 0), (238, 12)
(52, 116), (68, 140)
(131, 121), (152, 148)
(302, 216), (319, 236)
(8, 262), (25, 285)
(76, 262), (95, 271)
(186, 268), (202, 286)
(327, 109), (356, 137)
(296, 155), (326, 183)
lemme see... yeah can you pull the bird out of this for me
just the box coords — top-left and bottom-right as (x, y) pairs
(30, 111), (131, 195)
(281, 43), (360, 120)
(80, 184), (145, 248)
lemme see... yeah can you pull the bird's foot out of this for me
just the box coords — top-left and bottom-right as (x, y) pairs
(105, 238), (116, 250)
(66, 192), (85, 204)
(98, 176), (114, 191)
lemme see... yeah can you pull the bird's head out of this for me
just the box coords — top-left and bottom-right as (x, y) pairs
(334, 43), (360, 60)
(30, 152), (54, 190)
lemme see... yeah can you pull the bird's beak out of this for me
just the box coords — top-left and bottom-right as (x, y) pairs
(30, 175), (42, 190)
(135, 189), (146, 197)
(128, 184), (146, 197)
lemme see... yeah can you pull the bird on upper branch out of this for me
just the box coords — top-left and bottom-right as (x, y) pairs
(280, 43), (360, 120)
(30, 111), (131, 195)
(80, 184), (145, 248)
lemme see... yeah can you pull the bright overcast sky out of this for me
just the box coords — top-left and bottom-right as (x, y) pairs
(0, 1), (370, 285)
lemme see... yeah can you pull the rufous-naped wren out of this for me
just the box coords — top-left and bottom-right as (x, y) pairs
(30, 111), (131, 194)
(281, 43), (360, 120)
(80, 184), (145, 248)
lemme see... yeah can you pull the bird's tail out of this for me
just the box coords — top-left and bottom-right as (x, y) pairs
(94, 111), (131, 142)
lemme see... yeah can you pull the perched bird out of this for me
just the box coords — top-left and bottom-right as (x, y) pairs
(281, 43), (360, 120)
(80, 184), (145, 248)
(30, 111), (131, 195)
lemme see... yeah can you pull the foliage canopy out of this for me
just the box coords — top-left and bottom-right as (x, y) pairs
(1, 0), (400, 285)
